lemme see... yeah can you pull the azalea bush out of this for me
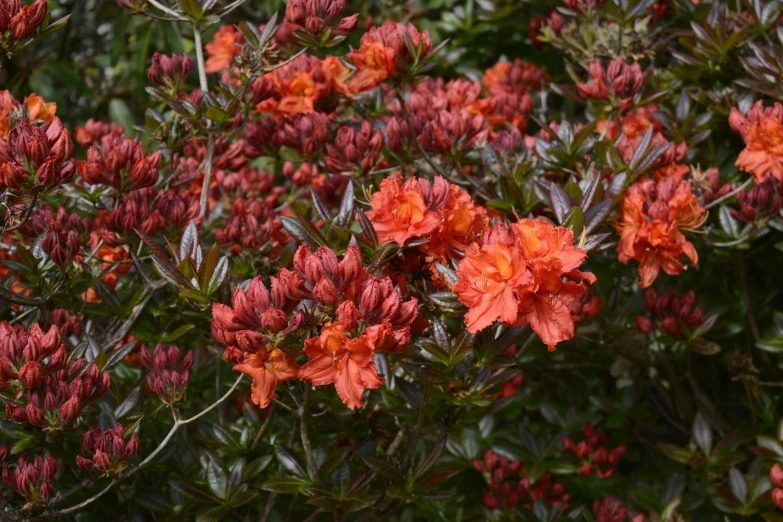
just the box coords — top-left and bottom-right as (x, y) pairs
(4, 0), (783, 520)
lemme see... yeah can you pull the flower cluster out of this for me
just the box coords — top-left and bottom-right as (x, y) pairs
(616, 176), (705, 288)
(730, 101), (783, 183)
(365, 174), (489, 262)
(213, 245), (417, 409)
(454, 219), (595, 350)
(347, 21), (433, 92)
(563, 424), (627, 479)
(76, 423), (140, 475)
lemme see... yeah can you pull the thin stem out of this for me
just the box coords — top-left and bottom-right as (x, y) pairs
(302, 508), (323, 522)
(300, 385), (322, 485)
(251, 403), (277, 451)
(199, 133), (216, 218)
(193, 26), (209, 94)
(704, 178), (753, 210)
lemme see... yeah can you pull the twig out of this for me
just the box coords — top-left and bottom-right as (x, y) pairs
(199, 134), (216, 218)
(704, 178), (753, 210)
(47, 375), (244, 517)
(251, 403), (277, 451)
(302, 508), (323, 522)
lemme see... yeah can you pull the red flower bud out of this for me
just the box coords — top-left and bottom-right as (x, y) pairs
(771, 464), (783, 489)
(18, 361), (41, 389)
(59, 394), (81, 421)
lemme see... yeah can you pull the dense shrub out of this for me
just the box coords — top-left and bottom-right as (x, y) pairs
(2, 0), (783, 521)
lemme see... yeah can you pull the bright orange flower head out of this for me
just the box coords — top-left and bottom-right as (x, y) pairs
(205, 25), (243, 73)
(735, 117), (783, 183)
(255, 55), (332, 116)
(421, 182), (489, 262)
(322, 55), (353, 96)
(233, 348), (299, 409)
(455, 220), (596, 350)
(365, 173), (440, 247)
(454, 225), (533, 334)
(347, 40), (397, 93)
(298, 323), (384, 409)
(616, 177), (705, 288)
(25, 93), (56, 126)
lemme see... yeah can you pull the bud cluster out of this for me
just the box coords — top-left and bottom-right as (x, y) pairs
(634, 289), (704, 339)
(562, 423), (627, 479)
(148, 52), (192, 92)
(1, 453), (57, 506)
(577, 59), (644, 111)
(593, 497), (645, 522)
(771, 463), (783, 511)
(76, 423), (140, 475)
(77, 132), (161, 192)
(0, 0), (47, 52)
(0, 118), (75, 191)
(1, 322), (110, 431)
(324, 122), (384, 174)
(730, 178), (782, 223)
(215, 198), (283, 255)
(473, 449), (570, 511)
(140, 343), (193, 403)
(284, 0), (359, 43)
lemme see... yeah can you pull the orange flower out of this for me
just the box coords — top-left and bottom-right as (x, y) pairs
(233, 348), (299, 408)
(454, 225), (533, 334)
(347, 40), (397, 93)
(615, 177), (705, 288)
(298, 323), (384, 409)
(512, 219), (596, 349)
(654, 163), (689, 182)
(365, 173), (440, 247)
(735, 117), (783, 183)
(25, 93), (56, 125)
(422, 183), (489, 262)
(322, 55), (353, 96)
(205, 25), (243, 73)
(455, 220), (595, 350)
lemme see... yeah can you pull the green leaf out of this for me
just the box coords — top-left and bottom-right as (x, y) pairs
(757, 336), (783, 353)
(109, 99), (136, 137)
(261, 477), (309, 494)
(206, 460), (227, 500)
